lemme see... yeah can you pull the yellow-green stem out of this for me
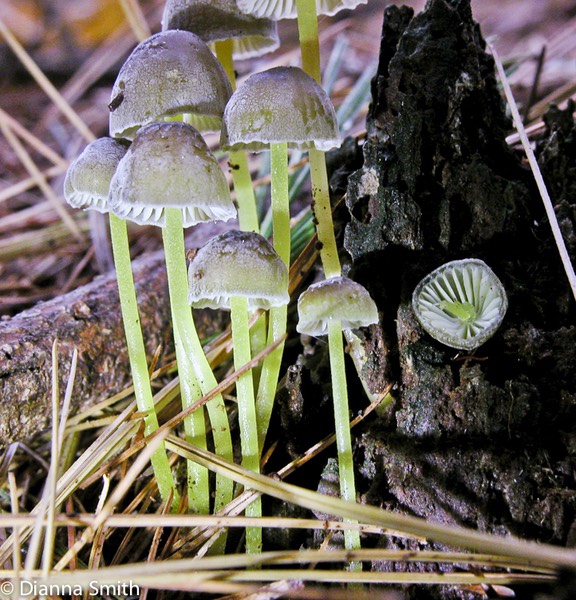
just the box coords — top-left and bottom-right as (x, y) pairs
(230, 295), (262, 554)
(295, 0), (322, 84)
(162, 209), (209, 514)
(327, 319), (361, 553)
(163, 208), (234, 515)
(108, 213), (178, 509)
(255, 143), (290, 449)
(309, 147), (341, 278)
(215, 39), (260, 233)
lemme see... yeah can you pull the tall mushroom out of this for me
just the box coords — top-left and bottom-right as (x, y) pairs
(188, 229), (289, 554)
(64, 137), (178, 507)
(109, 122), (237, 515)
(297, 276), (378, 553)
(221, 65), (340, 447)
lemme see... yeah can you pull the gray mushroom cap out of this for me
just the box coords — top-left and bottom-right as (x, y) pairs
(412, 258), (508, 351)
(162, 0), (280, 60)
(296, 276), (378, 336)
(188, 230), (289, 310)
(63, 137), (128, 213)
(237, 0), (367, 20)
(221, 66), (340, 152)
(108, 30), (232, 140)
(108, 122), (236, 227)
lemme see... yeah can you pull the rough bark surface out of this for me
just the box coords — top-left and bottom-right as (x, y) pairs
(275, 1), (576, 597)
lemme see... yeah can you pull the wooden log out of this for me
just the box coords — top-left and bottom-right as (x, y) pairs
(0, 248), (226, 450)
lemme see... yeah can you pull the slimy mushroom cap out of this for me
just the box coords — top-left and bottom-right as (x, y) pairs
(412, 258), (508, 351)
(296, 276), (378, 336)
(188, 230), (289, 310)
(108, 122), (236, 227)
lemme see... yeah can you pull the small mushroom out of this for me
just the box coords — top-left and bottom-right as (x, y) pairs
(108, 120), (236, 515)
(296, 275), (377, 553)
(162, 0), (279, 60)
(412, 258), (508, 351)
(63, 137), (127, 213)
(237, 0), (367, 20)
(188, 229), (289, 554)
(297, 275), (379, 336)
(221, 66), (340, 153)
(108, 30), (232, 140)
(187, 229), (289, 310)
(108, 121), (236, 227)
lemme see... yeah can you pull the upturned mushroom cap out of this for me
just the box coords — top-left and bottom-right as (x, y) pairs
(188, 230), (289, 310)
(221, 66), (340, 152)
(108, 122), (236, 227)
(412, 258), (508, 351)
(296, 276), (378, 336)
(64, 137), (128, 213)
(162, 0), (280, 60)
(108, 30), (232, 140)
(237, 0), (367, 20)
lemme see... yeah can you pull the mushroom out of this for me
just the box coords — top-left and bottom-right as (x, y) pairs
(109, 121), (236, 227)
(63, 137), (127, 213)
(109, 121), (236, 515)
(162, 0), (279, 61)
(297, 276), (378, 552)
(221, 65), (340, 457)
(221, 65), (340, 268)
(412, 259), (508, 351)
(64, 137), (177, 506)
(108, 29), (232, 141)
(188, 230), (289, 553)
(161, 0), (280, 233)
(296, 276), (379, 336)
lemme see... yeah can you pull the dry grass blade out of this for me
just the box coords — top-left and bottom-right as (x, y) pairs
(490, 43), (576, 301)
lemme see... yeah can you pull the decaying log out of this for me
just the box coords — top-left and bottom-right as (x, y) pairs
(0, 247), (227, 451)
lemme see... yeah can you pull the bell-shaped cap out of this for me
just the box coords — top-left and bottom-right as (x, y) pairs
(237, 0), (367, 20)
(188, 230), (289, 310)
(162, 0), (280, 60)
(109, 30), (232, 140)
(296, 276), (378, 336)
(412, 258), (508, 351)
(221, 66), (340, 152)
(64, 137), (128, 213)
(108, 122), (236, 227)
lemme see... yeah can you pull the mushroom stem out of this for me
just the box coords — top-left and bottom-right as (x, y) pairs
(109, 213), (179, 509)
(295, 0), (322, 84)
(254, 142), (290, 448)
(270, 142), (290, 265)
(309, 146), (341, 279)
(230, 295), (262, 554)
(326, 319), (361, 553)
(294, 1), (342, 279)
(162, 208), (234, 515)
(256, 304), (287, 450)
(215, 39), (260, 233)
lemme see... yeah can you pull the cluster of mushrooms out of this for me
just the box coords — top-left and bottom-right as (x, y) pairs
(64, 0), (508, 555)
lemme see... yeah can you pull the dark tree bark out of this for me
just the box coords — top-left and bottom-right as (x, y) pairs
(276, 1), (576, 598)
